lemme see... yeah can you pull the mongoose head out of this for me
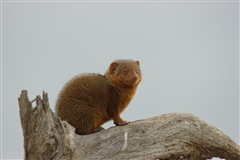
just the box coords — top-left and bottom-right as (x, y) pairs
(106, 59), (142, 88)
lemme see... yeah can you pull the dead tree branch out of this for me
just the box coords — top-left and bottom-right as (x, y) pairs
(18, 90), (240, 160)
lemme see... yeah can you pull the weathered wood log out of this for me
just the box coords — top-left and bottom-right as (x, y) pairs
(18, 90), (240, 160)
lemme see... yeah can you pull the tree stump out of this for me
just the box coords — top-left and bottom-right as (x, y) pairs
(18, 90), (240, 160)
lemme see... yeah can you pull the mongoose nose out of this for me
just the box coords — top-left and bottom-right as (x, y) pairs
(132, 75), (138, 80)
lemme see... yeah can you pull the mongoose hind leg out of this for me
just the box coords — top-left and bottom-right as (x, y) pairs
(92, 127), (105, 133)
(75, 126), (104, 135)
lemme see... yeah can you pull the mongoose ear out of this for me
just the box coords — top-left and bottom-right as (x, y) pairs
(109, 62), (119, 74)
(136, 61), (140, 66)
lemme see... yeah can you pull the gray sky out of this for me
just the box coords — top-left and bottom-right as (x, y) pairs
(2, 1), (239, 159)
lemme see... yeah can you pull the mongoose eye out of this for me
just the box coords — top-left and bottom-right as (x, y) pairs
(123, 71), (128, 75)
(136, 70), (139, 74)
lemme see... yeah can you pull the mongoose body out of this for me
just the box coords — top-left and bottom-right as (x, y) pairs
(56, 59), (142, 135)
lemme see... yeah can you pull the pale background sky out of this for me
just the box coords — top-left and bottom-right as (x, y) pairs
(1, 1), (239, 159)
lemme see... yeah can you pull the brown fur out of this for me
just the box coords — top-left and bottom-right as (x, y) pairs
(55, 59), (142, 135)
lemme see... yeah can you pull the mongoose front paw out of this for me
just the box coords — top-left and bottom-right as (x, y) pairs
(114, 120), (129, 126)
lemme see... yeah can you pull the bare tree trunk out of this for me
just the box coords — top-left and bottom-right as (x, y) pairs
(18, 90), (240, 160)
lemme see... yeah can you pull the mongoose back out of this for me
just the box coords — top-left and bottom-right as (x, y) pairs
(56, 59), (142, 135)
